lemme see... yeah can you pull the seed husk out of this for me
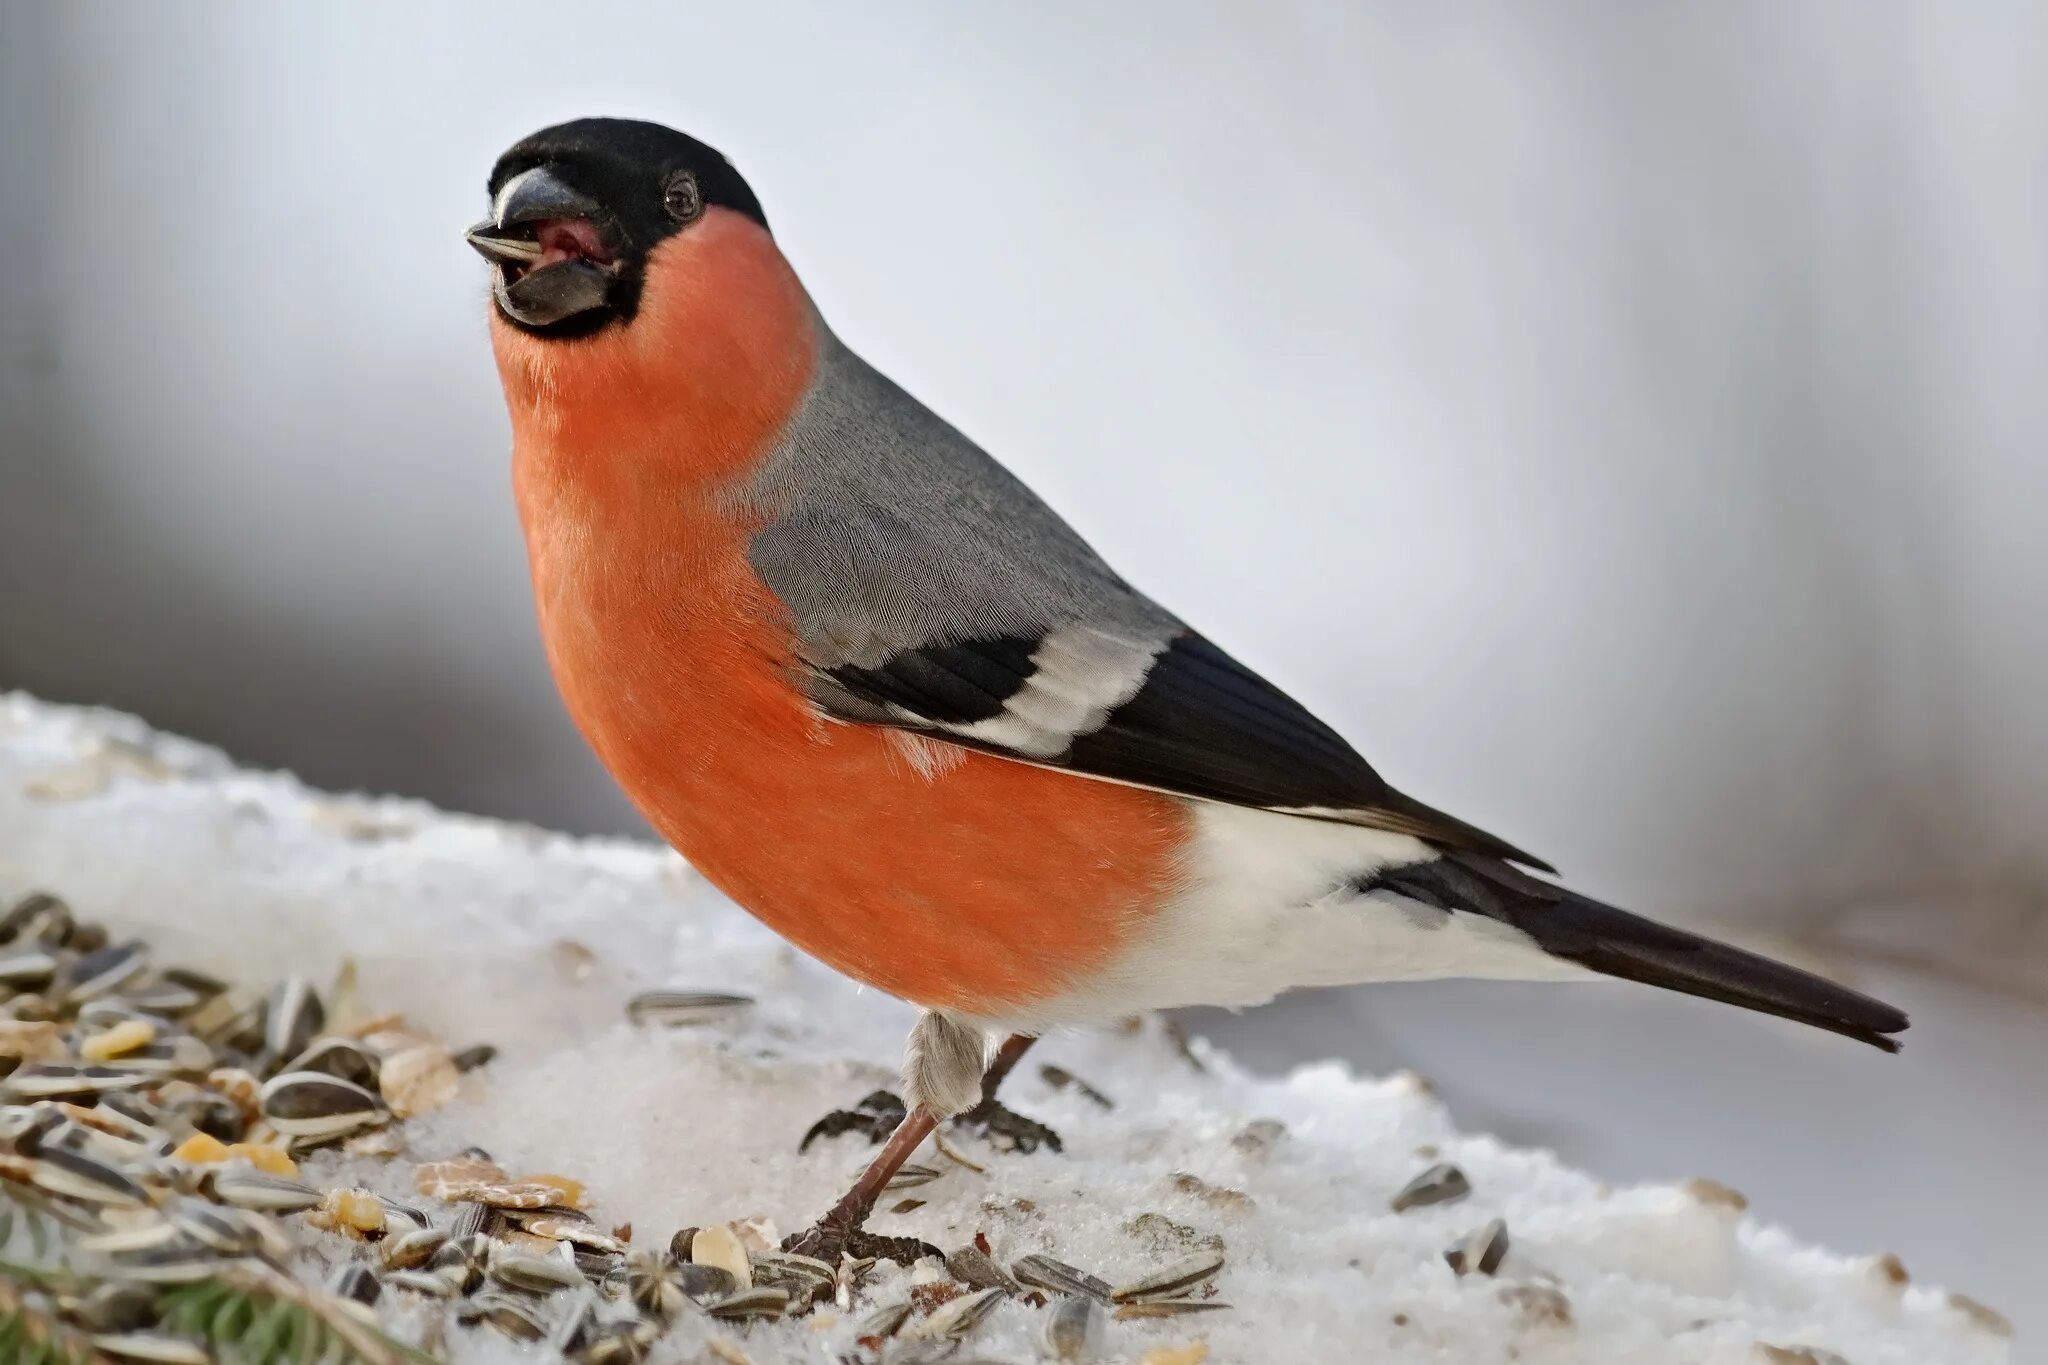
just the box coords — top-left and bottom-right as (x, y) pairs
(1039, 1064), (1114, 1109)
(30, 1145), (151, 1207)
(1012, 1253), (1114, 1304)
(73, 1281), (159, 1333)
(1043, 1292), (1100, 1359)
(263, 976), (324, 1065)
(90, 1332), (212, 1364)
(330, 1262), (382, 1306)
(675, 1261), (737, 1302)
(258, 1069), (388, 1139)
(282, 1036), (380, 1089)
(380, 1225), (449, 1271)
(1445, 1218), (1510, 1276)
(380, 1043), (459, 1117)
(859, 1299), (914, 1339)
(705, 1286), (790, 1320)
(946, 1244), (1019, 1292)
(383, 1269), (458, 1298)
(624, 990), (754, 1027)
(0, 892), (65, 943)
(1110, 1250), (1225, 1303)
(1390, 1162), (1471, 1213)
(1113, 1300), (1234, 1320)
(62, 941), (148, 1003)
(880, 1161), (943, 1191)
(689, 1223), (753, 1290)
(491, 1249), (587, 1295)
(209, 1166), (323, 1213)
(909, 1285), (1006, 1340)
(0, 951), (59, 989)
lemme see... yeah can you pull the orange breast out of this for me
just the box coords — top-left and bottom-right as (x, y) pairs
(493, 213), (1189, 1013)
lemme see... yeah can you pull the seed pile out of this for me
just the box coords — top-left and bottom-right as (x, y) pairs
(2, 891), (1241, 1362)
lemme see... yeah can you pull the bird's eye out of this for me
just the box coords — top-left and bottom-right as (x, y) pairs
(663, 171), (704, 224)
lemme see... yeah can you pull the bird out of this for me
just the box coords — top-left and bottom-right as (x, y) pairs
(467, 117), (1907, 1262)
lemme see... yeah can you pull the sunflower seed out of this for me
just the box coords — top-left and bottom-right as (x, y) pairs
(282, 1037), (380, 1089)
(62, 941), (148, 1003)
(104, 1037), (215, 1077)
(383, 1269), (458, 1298)
(0, 892), (64, 944)
(858, 1299), (914, 1339)
(90, 1246), (257, 1284)
(624, 990), (754, 1026)
(1391, 1162), (1470, 1213)
(0, 952), (59, 988)
(320, 1261), (380, 1307)
(675, 1260), (737, 1302)
(625, 1251), (688, 1318)
(1444, 1218), (1510, 1276)
(72, 1281), (159, 1332)
(1039, 1064), (1114, 1109)
(381, 1225), (449, 1271)
(749, 1248), (834, 1288)
(258, 1069), (387, 1139)
(880, 1161), (943, 1191)
(2, 1063), (152, 1101)
(946, 1244), (1019, 1292)
(909, 1285), (1006, 1340)
(1012, 1253), (1113, 1303)
(30, 1146), (150, 1206)
(688, 1223), (753, 1290)
(1113, 1300), (1234, 1320)
(491, 1249), (587, 1295)
(452, 1042), (497, 1072)
(1110, 1250), (1225, 1303)
(164, 1199), (266, 1254)
(76, 1218), (183, 1255)
(262, 976), (324, 1065)
(1043, 1292), (1100, 1359)
(209, 1166), (322, 1213)
(705, 1286), (789, 1320)
(120, 980), (206, 1017)
(90, 1332), (212, 1364)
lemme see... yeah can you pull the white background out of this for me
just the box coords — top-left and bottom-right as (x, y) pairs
(2, 0), (2041, 1344)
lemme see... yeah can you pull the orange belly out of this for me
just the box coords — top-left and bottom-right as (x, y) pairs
(515, 468), (1189, 1014)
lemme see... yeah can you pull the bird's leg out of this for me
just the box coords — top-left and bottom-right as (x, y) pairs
(951, 1032), (1064, 1154)
(783, 1011), (987, 1264)
(781, 1101), (940, 1265)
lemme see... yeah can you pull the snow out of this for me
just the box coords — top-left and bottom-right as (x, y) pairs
(0, 693), (2013, 1364)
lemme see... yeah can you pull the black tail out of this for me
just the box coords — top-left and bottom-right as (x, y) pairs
(1366, 853), (1909, 1052)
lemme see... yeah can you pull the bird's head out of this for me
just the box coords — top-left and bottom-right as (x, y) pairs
(468, 117), (772, 338)
(472, 119), (816, 463)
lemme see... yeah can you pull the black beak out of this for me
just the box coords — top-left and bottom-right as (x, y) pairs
(467, 166), (614, 328)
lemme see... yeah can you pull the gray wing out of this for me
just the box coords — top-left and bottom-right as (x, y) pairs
(733, 333), (1550, 871)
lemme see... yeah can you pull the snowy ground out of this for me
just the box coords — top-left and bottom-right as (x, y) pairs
(0, 693), (2013, 1364)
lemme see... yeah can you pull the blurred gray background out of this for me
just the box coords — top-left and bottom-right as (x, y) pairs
(3, 0), (2042, 1345)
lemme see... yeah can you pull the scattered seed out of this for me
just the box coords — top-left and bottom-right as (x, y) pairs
(859, 1299), (914, 1339)
(452, 1042), (497, 1072)
(1111, 1251), (1225, 1303)
(91, 1332), (212, 1364)
(691, 1223), (754, 1290)
(384, 1269), (458, 1298)
(1043, 1291), (1100, 1359)
(379, 1042), (459, 1117)
(879, 1161), (944, 1191)
(945, 1244), (1018, 1292)
(381, 1225), (450, 1271)
(1013, 1253), (1113, 1304)
(258, 1070), (388, 1140)
(910, 1285), (1006, 1339)
(1229, 1118), (1286, 1156)
(29, 1146), (151, 1206)
(0, 951), (59, 989)
(1445, 1219), (1510, 1276)
(209, 1166), (323, 1213)
(330, 1262), (382, 1306)
(625, 990), (754, 1026)
(263, 976), (324, 1063)
(1390, 1163), (1471, 1213)
(282, 1036), (380, 1089)
(1039, 1064), (1114, 1109)
(62, 941), (149, 1003)
(1116, 1301), (1233, 1321)
(491, 1249), (587, 1295)
(705, 1287), (790, 1320)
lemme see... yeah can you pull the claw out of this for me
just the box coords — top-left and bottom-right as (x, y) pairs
(781, 1216), (937, 1267)
(796, 1089), (907, 1152)
(951, 1097), (1064, 1154)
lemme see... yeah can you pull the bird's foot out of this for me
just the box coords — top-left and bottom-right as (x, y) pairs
(951, 1097), (1063, 1154)
(796, 1089), (906, 1152)
(780, 1214), (938, 1267)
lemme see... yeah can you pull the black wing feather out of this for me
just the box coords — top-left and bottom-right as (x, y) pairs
(814, 628), (1553, 871)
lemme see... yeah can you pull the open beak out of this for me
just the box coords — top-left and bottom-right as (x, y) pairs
(467, 166), (617, 328)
